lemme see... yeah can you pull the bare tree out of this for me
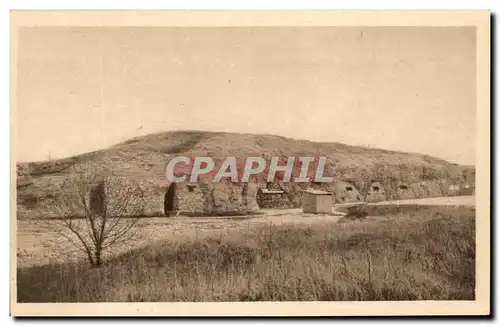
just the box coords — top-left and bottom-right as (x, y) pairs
(52, 163), (145, 267)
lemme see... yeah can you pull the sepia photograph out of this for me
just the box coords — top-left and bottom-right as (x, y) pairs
(10, 10), (490, 316)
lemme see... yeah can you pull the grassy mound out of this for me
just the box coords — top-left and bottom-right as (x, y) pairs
(17, 206), (475, 302)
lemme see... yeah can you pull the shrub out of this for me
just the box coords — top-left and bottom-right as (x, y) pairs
(17, 206), (475, 302)
(343, 204), (369, 220)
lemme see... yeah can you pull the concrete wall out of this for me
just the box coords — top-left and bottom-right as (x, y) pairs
(364, 182), (387, 202)
(395, 183), (416, 199)
(174, 183), (208, 215)
(316, 194), (333, 213)
(170, 181), (260, 216)
(334, 181), (363, 203)
(410, 180), (445, 199)
(18, 165), (475, 219)
(460, 186), (475, 196)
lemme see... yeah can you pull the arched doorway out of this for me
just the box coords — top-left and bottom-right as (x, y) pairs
(164, 183), (177, 216)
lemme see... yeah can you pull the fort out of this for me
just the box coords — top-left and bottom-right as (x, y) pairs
(16, 131), (476, 219)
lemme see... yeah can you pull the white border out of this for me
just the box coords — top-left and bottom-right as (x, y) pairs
(3, 2), (496, 325)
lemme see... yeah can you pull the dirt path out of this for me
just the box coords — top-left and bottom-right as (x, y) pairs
(370, 195), (475, 207)
(333, 195), (476, 209)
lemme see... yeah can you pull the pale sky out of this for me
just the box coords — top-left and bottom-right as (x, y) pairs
(15, 27), (476, 164)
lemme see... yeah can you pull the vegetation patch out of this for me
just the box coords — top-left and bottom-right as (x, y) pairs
(17, 206), (475, 302)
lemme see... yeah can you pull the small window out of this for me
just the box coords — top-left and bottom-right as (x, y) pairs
(373, 186), (380, 191)
(345, 186), (353, 191)
(399, 185), (408, 190)
(187, 185), (196, 192)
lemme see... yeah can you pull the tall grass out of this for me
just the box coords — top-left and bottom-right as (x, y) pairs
(17, 206), (475, 302)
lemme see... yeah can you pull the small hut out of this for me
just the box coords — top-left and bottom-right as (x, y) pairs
(302, 189), (333, 214)
(256, 188), (289, 208)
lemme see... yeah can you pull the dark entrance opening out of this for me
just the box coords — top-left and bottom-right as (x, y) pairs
(373, 186), (380, 191)
(164, 183), (177, 216)
(345, 186), (353, 191)
(399, 185), (408, 190)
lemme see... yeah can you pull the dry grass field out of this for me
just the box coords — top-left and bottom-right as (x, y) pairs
(17, 204), (475, 302)
(16, 209), (343, 268)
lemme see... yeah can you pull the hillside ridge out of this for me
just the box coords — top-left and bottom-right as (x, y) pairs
(18, 130), (458, 168)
